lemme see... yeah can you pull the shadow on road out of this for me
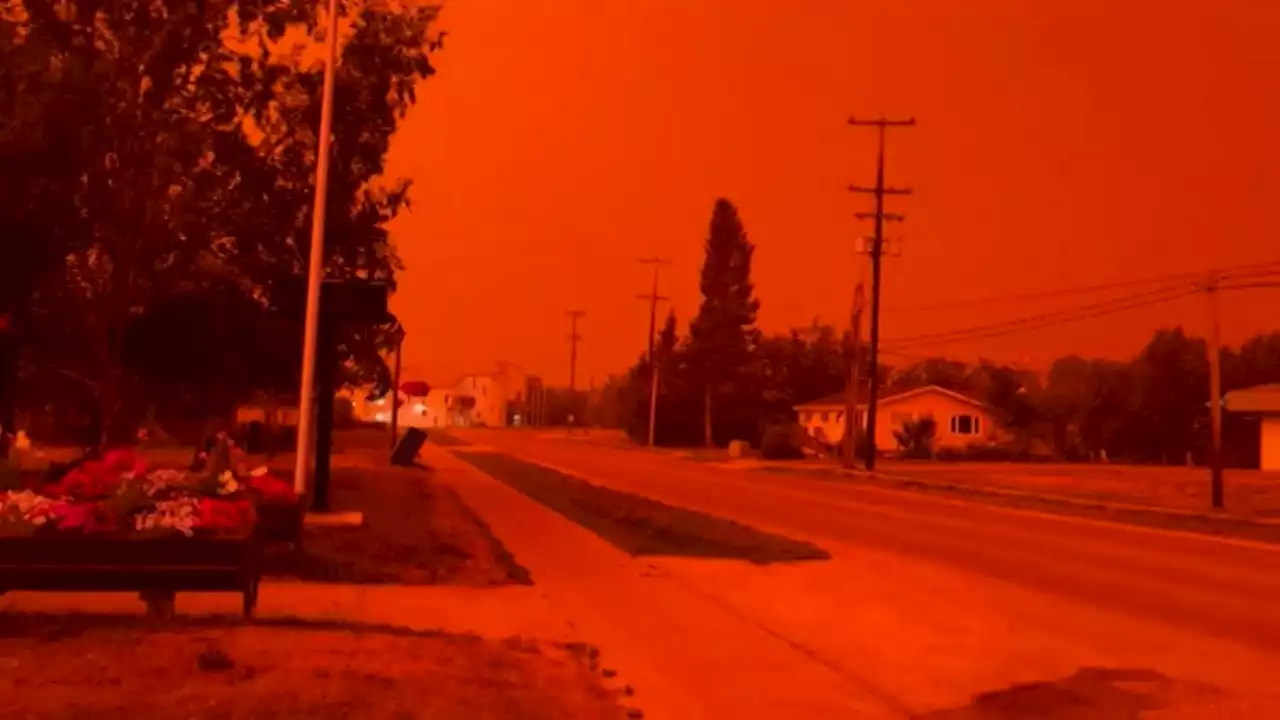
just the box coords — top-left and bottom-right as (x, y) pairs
(915, 667), (1226, 719)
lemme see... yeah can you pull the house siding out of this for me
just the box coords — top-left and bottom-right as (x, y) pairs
(1262, 416), (1280, 472)
(795, 386), (999, 454)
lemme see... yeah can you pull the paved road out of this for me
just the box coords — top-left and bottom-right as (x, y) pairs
(451, 429), (1280, 716)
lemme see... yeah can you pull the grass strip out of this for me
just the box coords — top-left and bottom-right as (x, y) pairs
(455, 451), (829, 564)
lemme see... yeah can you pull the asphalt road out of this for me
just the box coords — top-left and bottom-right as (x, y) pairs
(450, 429), (1280, 715)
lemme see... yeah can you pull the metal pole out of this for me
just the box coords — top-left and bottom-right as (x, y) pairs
(390, 334), (403, 450)
(1206, 273), (1224, 508)
(292, 0), (341, 496)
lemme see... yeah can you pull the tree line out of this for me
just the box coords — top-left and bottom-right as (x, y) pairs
(1, 1), (441, 446)
(595, 198), (1280, 467)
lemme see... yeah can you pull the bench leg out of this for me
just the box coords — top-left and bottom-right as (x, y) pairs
(243, 580), (259, 619)
(141, 590), (176, 620)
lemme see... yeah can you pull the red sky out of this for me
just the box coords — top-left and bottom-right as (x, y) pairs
(386, 0), (1280, 387)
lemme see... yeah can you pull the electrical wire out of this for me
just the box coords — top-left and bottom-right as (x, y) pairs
(886, 283), (1198, 348)
(882, 279), (1279, 351)
(880, 258), (1280, 315)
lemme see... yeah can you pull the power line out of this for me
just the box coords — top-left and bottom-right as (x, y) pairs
(888, 285), (1200, 349)
(884, 279), (1278, 351)
(881, 259), (1280, 315)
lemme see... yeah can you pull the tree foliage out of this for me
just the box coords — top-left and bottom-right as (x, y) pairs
(0, 0), (441, 441)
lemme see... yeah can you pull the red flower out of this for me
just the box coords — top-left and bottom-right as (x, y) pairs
(197, 498), (254, 533)
(248, 474), (297, 504)
(101, 449), (147, 477)
(51, 501), (118, 533)
(50, 463), (121, 501)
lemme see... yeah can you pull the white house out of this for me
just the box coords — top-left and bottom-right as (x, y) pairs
(794, 384), (1001, 453)
(1223, 383), (1280, 471)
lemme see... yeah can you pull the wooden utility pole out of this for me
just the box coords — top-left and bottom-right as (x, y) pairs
(566, 310), (585, 427)
(637, 258), (671, 445)
(842, 281), (866, 468)
(849, 114), (915, 471)
(1205, 272), (1225, 509)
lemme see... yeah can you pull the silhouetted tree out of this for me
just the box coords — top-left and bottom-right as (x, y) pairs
(688, 199), (760, 446)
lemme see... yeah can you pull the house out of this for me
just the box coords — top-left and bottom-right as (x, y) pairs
(1222, 383), (1280, 471)
(793, 384), (1000, 454)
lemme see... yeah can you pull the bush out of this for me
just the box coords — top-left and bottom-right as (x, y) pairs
(760, 422), (805, 460)
(893, 417), (937, 460)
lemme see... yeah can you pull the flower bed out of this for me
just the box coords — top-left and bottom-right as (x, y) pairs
(0, 445), (301, 617)
(0, 448), (298, 540)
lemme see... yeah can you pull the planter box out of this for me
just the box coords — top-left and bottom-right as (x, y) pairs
(0, 534), (262, 617)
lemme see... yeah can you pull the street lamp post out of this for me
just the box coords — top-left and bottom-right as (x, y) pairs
(292, 0), (342, 497)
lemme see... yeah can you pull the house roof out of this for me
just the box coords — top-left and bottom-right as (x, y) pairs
(794, 389), (869, 409)
(794, 384), (988, 412)
(1222, 383), (1280, 413)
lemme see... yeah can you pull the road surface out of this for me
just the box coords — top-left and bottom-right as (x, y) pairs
(450, 428), (1280, 716)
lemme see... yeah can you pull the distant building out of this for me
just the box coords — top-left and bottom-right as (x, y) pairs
(1222, 384), (1280, 471)
(793, 384), (1001, 454)
(348, 364), (537, 429)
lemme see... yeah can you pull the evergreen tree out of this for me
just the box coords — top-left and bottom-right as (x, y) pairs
(688, 199), (760, 446)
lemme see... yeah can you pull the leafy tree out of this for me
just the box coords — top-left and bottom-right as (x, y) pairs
(886, 357), (970, 394)
(688, 199), (760, 446)
(2, 1), (441, 441)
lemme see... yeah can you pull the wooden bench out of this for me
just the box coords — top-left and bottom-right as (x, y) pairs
(0, 535), (263, 618)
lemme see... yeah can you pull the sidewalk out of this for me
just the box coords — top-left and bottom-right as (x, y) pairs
(423, 444), (900, 719)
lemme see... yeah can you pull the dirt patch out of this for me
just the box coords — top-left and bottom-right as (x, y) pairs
(265, 467), (531, 585)
(0, 614), (626, 719)
(454, 450), (829, 564)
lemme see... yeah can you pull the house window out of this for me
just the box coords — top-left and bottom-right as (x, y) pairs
(950, 414), (980, 436)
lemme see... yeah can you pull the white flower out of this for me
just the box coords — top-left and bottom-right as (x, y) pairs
(249, 466), (270, 477)
(218, 471), (239, 495)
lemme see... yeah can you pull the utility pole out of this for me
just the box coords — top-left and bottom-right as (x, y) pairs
(843, 281), (865, 468)
(638, 258), (671, 445)
(849, 114), (915, 472)
(566, 310), (585, 428)
(1205, 272), (1225, 509)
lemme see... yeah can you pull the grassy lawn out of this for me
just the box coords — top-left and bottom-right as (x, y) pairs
(752, 460), (1280, 542)
(0, 615), (627, 719)
(265, 466), (531, 585)
(454, 451), (829, 564)
(873, 461), (1280, 518)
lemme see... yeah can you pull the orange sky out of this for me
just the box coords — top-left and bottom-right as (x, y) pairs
(385, 0), (1280, 387)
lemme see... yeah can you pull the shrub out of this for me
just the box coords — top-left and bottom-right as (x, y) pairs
(893, 417), (937, 460)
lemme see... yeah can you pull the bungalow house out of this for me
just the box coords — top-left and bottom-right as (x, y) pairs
(793, 384), (1001, 454)
(1222, 383), (1280, 471)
